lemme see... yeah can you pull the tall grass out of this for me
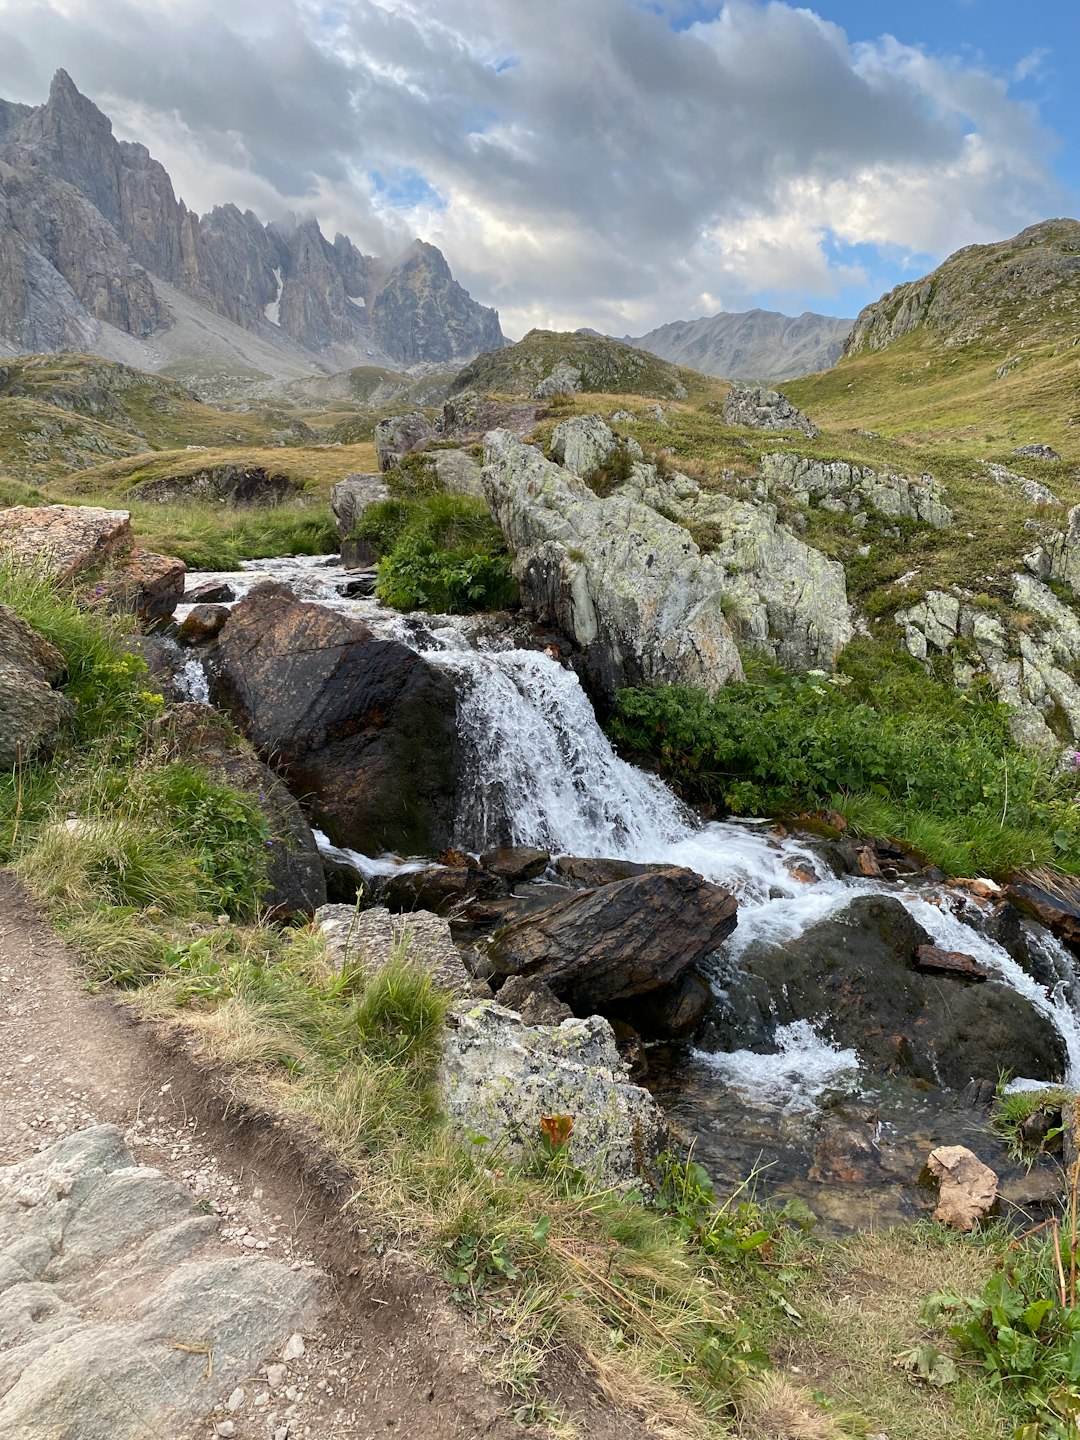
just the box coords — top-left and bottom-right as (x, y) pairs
(125, 500), (339, 570)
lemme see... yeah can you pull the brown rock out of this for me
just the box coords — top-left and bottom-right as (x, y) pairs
(0, 504), (132, 583)
(83, 548), (185, 620)
(0, 603), (74, 767)
(488, 867), (738, 1015)
(552, 855), (664, 888)
(377, 865), (507, 914)
(855, 846), (883, 878)
(1007, 874), (1080, 949)
(926, 1145), (998, 1231)
(480, 846), (550, 884)
(915, 945), (988, 981)
(177, 604), (229, 645)
(496, 975), (573, 1026)
(184, 580), (235, 605)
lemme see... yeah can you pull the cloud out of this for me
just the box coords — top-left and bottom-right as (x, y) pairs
(0, 0), (1067, 333)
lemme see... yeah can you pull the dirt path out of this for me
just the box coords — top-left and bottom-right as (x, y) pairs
(0, 872), (648, 1440)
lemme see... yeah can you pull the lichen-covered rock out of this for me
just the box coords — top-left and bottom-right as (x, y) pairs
(439, 1001), (668, 1187)
(83, 548), (185, 620)
(761, 453), (952, 528)
(1024, 505), (1080, 595)
(482, 430), (743, 701)
(721, 384), (819, 437)
(374, 412), (437, 472)
(534, 362), (582, 398)
(984, 462), (1060, 508)
(0, 603), (74, 767)
(1014, 444), (1062, 461)
(0, 1126), (324, 1440)
(549, 414), (642, 478)
(316, 903), (469, 991)
(432, 448), (483, 496)
(440, 392), (543, 442)
(0, 503), (132, 582)
(330, 473), (389, 538)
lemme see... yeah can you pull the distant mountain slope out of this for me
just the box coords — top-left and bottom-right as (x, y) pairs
(625, 309), (853, 381)
(0, 71), (503, 381)
(787, 219), (1080, 449)
(449, 329), (705, 401)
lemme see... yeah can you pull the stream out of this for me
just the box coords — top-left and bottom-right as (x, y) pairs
(176, 555), (1080, 1226)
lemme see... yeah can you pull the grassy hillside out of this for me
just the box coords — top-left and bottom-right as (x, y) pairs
(787, 219), (1080, 457)
(450, 329), (714, 401)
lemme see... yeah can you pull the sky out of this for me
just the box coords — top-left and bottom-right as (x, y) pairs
(0, 0), (1075, 338)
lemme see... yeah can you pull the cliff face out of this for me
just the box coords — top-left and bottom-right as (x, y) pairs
(0, 71), (504, 372)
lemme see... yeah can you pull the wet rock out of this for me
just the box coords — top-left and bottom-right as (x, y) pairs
(131, 465), (302, 506)
(736, 895), (1065, 1087)
(496, 974), (573, 1025)
(376, 864), (507, 915)
(914, 945), (988, 981)
(0, 503), (132, 582)
(335, 570), (378, 596)
(158, 703), (326, 918)
(316, 903), (470, 991)
(553, 856), (662, 887)
(479, 846), (550, 884)
(482, 429), (743, 703)
(330, 473), (388, 539)
(439, 1001), (668, 1188)
(184, 580), (235, 605)
(1006, 874), (1080, 950)
(808, 1102), (883, 1184)
(176, 603), (229, 645)
(0, 1126), (324, 1440)
(721, 384), (819, 437)
(0, 603), (74, 767)
(926, 1145), (998, 1231)
(487, 866), (738, 1018)
(639, 969), (713, 1039)
(213, 583), (457, 855)
(374, 412), (436, 471)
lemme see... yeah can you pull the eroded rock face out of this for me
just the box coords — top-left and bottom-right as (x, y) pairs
(374, 412), (436, 472)
(550, 414), (643, 478)
(0, 1125), (324, 1440)
(159, 702), (326, 919)
(487, 866), (738, 1026)
(482, 429), (743, 702)
(0, 503), (132, 583)
(1024, 505), (1080, 596)
(212, 583), (457, 855)
(724, 895), (1065, 1087)
(721, 385), (818, 437)
(761, 453), (952, 528)
(84, 548), (186, 621)
(130, 466), (301, 507)
(439, 1001), (668, 1188)
(432, 448), (484, 496)
(0, 603), (74, 767)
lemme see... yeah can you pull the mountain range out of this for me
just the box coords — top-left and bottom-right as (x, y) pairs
(0, 71), (504, 387)
(623, 308), (853, 381)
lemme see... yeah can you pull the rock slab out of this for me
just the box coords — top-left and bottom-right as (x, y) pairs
(927, 1145), (998, 1231)
(0, 1125), (324, 1439)
(0, 603), (74, 767)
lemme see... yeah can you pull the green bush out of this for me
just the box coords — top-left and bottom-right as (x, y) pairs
(610, 657), (1080, 877)
(356, 493), (517, 614)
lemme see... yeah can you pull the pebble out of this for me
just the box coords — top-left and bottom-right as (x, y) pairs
(214, 1424), (236, 1438)
(266, 1363), (288, 1389)
(283, 1333), (306, 1361)
(226, 1387), (245, 1411)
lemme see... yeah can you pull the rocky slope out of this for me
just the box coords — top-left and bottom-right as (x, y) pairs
(0, 71), (503, 379)
(625, 308), (853, 382)
(450, 329), (701, 401)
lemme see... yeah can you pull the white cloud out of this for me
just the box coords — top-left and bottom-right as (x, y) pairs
(0, 0), (1067, 331)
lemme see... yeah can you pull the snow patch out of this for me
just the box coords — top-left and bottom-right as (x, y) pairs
(264, 268), (283, 327)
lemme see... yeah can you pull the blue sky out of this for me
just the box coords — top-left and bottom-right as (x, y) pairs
(0, 0), (1075, 332)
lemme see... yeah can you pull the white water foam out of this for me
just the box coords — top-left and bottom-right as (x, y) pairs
(314, 829), (434, 881)
(176, 655), (210, 705)
(692, 1021), (860, 1112)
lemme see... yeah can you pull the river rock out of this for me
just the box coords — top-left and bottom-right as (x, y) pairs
(552, 856), (663, 887)
(482, 429), (743, 702)
(926, 1145), (999, 1231)
(487, 866), (738, 1024)
(0, 603), (74, 767)
(730, 896), (1065, 1087)
(130, 465), (301, 506)
(1006, 874), (1080, 949)
(0, 1126), (324, 1440)
(439, 1001), (668, 1187)
(316, 903), (469, 991)
(479, 846), (550, 884)
(184, 580), (235, 604)
(0, 503), (132, 582)
(176, 603), (230, 645)
(721, 385), (819, 437)
(374, 412), (436, 471)
(84, 548), (186, 621)
(376, 864), (507, 913)
(496, 974), (574, 1025)
(212, 582), (457, 855)
(159, 703), (326, 918)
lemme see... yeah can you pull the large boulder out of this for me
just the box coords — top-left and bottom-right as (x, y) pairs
(158, 703), (326, 919)
(374, 412), (436, 472)
(432, 448), (484, 496)
(0, 603), (74, 767)
(482, 430), (743, 702)
(330, 473), (389, 539)
(549, 414), (643, 478)
(721, 385), (819, 437)
(487, 866), (738, 1034)
(714, 895), (1065, 1087)
(83, 549), (186, 621)
(441, 393), (542, 442)
(316, 903), (470, 991)
(129, 465), (301, 506)
(0, 504), (132, 583)
(212, 583), (457, 855)
(439, 1001), (668, 1188)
